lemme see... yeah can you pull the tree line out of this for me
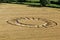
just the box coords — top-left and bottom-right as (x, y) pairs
(0, 0), (60, 6)
(0, 0), (26, 3)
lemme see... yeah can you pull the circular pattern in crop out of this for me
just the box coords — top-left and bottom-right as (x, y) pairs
(6, 17), (57, 28)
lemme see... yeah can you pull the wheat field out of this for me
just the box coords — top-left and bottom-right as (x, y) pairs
(0, 3), (60, 40)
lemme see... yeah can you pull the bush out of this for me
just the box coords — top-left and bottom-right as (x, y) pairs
(40, 0), (50, 6)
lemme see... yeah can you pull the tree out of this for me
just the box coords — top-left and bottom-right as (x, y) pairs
(1, 0), (12, 3)
(17, 0), (26, 4)
(0, 0), (3, 3)
(18, 0), (26, 2)
(40, 0), (50, 6)
(58, 0), (60, 4)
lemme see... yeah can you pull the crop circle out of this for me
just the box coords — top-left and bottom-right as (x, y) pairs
(6, 17), (57, 28)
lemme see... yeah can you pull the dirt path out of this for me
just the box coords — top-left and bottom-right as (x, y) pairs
(0, 3), (60, 40)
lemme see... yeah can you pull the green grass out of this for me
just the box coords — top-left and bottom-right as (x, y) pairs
(24, 2), (40, 5)
(49, 4), (60, 8)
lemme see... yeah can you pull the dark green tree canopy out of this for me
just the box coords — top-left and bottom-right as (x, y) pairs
(40, 0), (50, 6)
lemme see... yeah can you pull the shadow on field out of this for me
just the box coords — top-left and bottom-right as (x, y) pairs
(28, 4), (42, 7)
(27, 4), (60, 8)
(15, 1), (60, 8)
(47, 6), (60, 8)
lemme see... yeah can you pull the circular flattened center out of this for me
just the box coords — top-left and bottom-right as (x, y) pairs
(18, 18), (45, 25)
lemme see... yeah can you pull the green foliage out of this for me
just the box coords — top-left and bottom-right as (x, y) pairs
(58, 0), (60, 3)
(0, 0), (27, 3)
(40, 0), (50, 6)
(0, 0), (60, 8)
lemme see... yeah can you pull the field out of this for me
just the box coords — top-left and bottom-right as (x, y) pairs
(0, 3), (60, 40)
